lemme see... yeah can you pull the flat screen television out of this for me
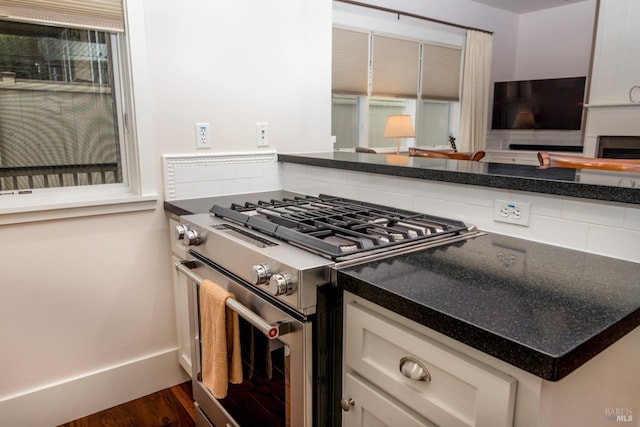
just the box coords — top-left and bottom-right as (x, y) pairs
(491, 76), (586, 131)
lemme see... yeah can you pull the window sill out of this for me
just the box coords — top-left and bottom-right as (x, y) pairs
(0, 193), (159, 225)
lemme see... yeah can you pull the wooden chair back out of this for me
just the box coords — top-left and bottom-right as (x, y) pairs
(409, 148), (486, 161)
(537, 152), (640, 173)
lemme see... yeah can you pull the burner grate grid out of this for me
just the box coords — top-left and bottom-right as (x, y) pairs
(212, 194), (470, 260)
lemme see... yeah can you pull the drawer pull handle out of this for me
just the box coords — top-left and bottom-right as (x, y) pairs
(340, 397), (355, 412)
(399, 356), (431, 382)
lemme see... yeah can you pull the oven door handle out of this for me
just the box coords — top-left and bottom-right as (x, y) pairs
(175, 260), (290, 339)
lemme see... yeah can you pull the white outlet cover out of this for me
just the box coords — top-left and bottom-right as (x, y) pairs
(493, 199), (530, 226)
(195, 123), (211, 149)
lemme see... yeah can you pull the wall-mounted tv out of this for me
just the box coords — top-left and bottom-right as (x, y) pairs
(491, 76), (586, 131)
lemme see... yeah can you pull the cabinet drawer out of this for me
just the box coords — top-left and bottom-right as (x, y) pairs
(345, 302), (516, 427)
(343, 372), (435, 427)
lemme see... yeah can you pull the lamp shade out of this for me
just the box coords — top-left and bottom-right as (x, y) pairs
(383, 115), (415, 138)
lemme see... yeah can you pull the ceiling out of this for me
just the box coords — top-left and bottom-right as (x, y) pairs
(470, 0), (589, 14)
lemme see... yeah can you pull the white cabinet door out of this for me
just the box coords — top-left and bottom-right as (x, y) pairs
(344, 302), (516, 427)
(589, 0), (640, 105)
(342, 373), (436, 427)
(172, 254), (192, 377)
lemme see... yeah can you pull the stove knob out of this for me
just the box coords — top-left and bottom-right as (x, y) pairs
(175, 224), (189, 240)
(183, 229), (202, 246)
(251, 264), (272, 285)
(269, 272), (294, 296)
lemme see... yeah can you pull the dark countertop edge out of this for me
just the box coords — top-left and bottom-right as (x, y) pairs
(277, 153), (639, 205)
(337, 271), (640, 381)
(164, 200), (192, 217)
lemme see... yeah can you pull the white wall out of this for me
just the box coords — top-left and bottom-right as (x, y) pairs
(0, 1), (332, 425)
(514, 0), (597, 80)
(144, 0), (333, 156)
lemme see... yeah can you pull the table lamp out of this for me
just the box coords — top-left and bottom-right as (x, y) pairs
(383, 115), (415, 154)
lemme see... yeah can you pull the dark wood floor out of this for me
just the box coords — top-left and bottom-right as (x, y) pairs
(58, 381), (195, 427)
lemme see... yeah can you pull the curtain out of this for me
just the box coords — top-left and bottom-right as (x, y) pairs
(459, 30), (493, 152)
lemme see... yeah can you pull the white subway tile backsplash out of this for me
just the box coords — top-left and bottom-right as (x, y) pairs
(562, 199), (626, 227)
(162, 151), (277, 201)
(262, 161), (280, 177)
(205, 163), (237, 181)
(235, 163), (264, 179)
(624, 207), (640, 231)
(173, 182), (194, 199)
(587, 225), (640, 263)
(346, 170), (399, 193)
(528, 214), (589, 250)
(166, 157), (639, 262)
(512, 191), (563, 217)
(192, 180), (223, 198)
(359, 189), (410, 209)
(463, 186), (509, 208)
(174, 165), (208, 183)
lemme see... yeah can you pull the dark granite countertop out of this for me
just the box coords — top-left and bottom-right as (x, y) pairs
(164, 197), (640, 381)
(278, 151), (640, 205)
(164, 198), (218, 217)
(337, 232), (640, 381)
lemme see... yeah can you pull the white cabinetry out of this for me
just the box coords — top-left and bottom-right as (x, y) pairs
(588, 0), (640, 106)
(169, 216), (192, 377)
(484, 150), (540, 165)
(342, 297), (516, 427)
(341, 292), (640, 427)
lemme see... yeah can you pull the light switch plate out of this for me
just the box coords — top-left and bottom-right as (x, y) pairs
(256, 122), (269, 147)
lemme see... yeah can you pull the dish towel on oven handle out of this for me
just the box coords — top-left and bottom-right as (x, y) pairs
(199, 279), (243, 399)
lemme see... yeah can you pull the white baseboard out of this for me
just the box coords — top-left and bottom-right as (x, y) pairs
(0, 348), (190, 427)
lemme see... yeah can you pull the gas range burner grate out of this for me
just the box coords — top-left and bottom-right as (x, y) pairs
(210, 194), (470, 260)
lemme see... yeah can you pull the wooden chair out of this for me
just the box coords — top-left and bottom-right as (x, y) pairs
(409, 147), (486, 161)
(537, 152), (640, 173)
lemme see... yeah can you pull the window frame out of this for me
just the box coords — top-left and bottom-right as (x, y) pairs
(331, 13), (465, 152)
(0, 0), (157, 225)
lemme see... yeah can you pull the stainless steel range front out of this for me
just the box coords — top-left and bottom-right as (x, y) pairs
(174, 191), (481, 427)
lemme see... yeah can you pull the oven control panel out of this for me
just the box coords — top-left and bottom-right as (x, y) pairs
(177, 213), (334, 315)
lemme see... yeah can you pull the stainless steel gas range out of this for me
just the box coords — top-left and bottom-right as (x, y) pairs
(173, 190), (481, 427)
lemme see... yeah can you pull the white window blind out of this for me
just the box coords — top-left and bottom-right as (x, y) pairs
(421, 43), (462, 101)
(371, 34), (419, 98)
(332, 27), (369, 95)
(0, 0), (124, 32)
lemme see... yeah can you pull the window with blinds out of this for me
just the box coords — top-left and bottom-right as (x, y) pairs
(0, 0), (124, 32)
(371, 34), (419, 98)
(422, 43), (462, 101)
(331, 26), (462, 150)
(332, 27), (369, 95)
(0, 1), (128, 193)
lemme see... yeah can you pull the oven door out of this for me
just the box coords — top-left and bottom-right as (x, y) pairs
(176, 255), (312, 427)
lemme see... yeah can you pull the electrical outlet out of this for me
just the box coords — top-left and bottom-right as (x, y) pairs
(256, 122), (269, 147)
(493, 199), (531, 226)
(195, 123), (210, 149)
